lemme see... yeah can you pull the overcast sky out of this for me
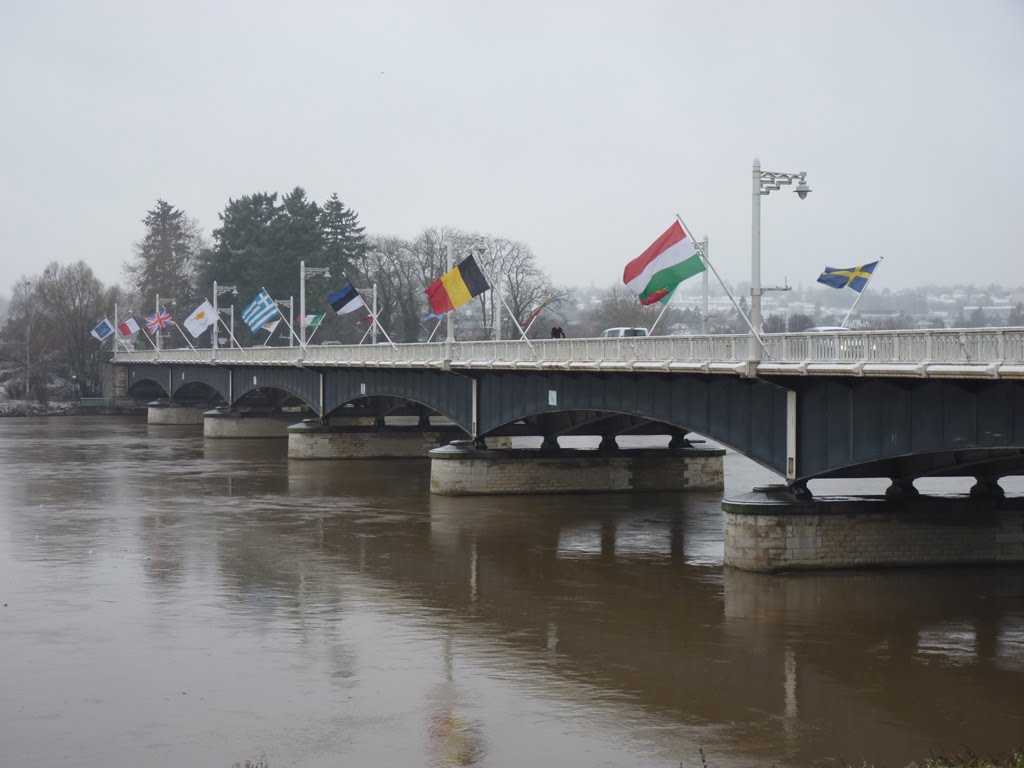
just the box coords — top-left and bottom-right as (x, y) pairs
(1, 0), (1022, 299)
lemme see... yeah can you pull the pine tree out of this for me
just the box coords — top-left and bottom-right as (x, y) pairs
(200, 193), (281, 308)
(269, 187), (323, 301)
(124, 200), (203, 305)
(318, 193), (367, 280)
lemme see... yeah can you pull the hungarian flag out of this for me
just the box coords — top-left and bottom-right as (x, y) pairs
(118, 316), (141, 336)
(425, 255), (490, 315)
(298, 314), (325, 328)
(623, 221), (706, 305)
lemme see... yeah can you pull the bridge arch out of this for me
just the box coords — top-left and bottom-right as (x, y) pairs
(475, 370), (791, 476)
(126, 364), (169, 399)
(230, 366), (319, 409)
(322, 369), (473, 432)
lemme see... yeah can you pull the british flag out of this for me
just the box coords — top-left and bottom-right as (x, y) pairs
(145, 309), (174, 332)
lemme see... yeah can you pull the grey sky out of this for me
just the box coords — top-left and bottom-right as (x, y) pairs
(2, 0), (1022, 298)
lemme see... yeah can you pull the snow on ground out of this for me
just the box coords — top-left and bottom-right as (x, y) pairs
(0, 400), (78, 417)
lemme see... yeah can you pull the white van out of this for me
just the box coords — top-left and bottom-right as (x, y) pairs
(600, 327), (649, 338)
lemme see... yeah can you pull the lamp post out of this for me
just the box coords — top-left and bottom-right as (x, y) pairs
(213, 282), (238, 352)
(751, 158), (811, 361)
(299, 261), (331, 346)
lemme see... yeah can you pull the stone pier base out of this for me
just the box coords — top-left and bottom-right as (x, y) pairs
(147, 403), (205, 425)
(288, 423), (468, 459)
(203, 410), (300, 438)
(723, 488), (1024, 572)
(429, 440), (725, 496)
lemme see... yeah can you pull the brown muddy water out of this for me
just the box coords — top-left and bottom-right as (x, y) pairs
(1, 416), (1022, 767)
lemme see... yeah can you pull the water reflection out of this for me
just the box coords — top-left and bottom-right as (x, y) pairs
(1, 417), (1022, 768)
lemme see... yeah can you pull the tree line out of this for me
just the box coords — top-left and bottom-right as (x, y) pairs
(0, 188), (571, 399)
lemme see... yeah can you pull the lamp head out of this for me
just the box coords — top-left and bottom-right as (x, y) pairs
(794, 180), (811, 200)
(232, 288), (238, 297)
(323, 269), (332, 280)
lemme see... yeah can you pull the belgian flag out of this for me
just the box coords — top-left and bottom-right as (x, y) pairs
(425, 255), (491, 315)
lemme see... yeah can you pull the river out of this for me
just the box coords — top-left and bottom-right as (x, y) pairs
(1, 416), (1022, 767)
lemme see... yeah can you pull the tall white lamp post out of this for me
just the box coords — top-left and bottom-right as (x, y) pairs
(751, 158), (811, 360)
(212, 282), (238, 352)
(299, 260), (331, 346)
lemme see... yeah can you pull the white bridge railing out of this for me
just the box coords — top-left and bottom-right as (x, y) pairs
(112, 328), (1024, 378)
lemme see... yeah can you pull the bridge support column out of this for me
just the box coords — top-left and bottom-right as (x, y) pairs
(147, 401), (207, 425)
(429, 440), (725, 496)
(723, 487), (1024, 572)
(204, 409), (304, 438)
(288, 422), (469, 459)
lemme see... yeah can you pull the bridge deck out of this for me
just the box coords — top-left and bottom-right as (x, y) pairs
(113, 328), (1024, 379)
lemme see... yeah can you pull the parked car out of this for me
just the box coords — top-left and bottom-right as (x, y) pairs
(600, 327), (649, 338)
(803, 326), (851, 333)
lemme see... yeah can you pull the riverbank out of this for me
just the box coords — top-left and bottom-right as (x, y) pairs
(0, 400), (78, 417)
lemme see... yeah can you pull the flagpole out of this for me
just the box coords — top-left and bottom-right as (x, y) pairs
(173, 321), (197, 351)
(426, 318), (443, 343)
(522, 296), (553, 336)
(647, 289), (676, 336)
(840, 257), (883, 328)
(138, 324), (158, 350)
(676, 214), (766, 350)
(305, 319), (324, 346)
(268, 288), (302, 347)
(357, 309), (398, 348)
(473, 257), (534, 349)
(218, 312), (242, 350)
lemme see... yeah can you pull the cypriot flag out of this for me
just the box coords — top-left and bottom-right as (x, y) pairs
(623, 220), (706, 305)
(184, 300), (218, 338)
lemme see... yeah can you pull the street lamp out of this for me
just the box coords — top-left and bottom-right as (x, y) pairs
(212, 281), (238, 351)
(299, 261), (331, 346)
(751, 158), (811, 361)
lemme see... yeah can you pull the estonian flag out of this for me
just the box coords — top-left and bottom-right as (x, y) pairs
(328, 281), (367, 315)
(817, 261), (878, 293)
(424, 254), (490, 315)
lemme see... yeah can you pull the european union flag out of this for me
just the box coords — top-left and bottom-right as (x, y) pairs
(817, 261), (878, 293)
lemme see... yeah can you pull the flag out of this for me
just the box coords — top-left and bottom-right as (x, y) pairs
(90, 318), (114, 341)
(328, 281), (366, 315)
(242, 289), (279, 332)
(184, 300), (218, 338)
(117, 316), (141, 336)
(357, 314), (374, 325)
(817, 261), (878, 293)
(419, 312), (440, 323)
(520, 296), (553, 329)
(298, 313), (325, 328)
(425, 254), (490, 315)
(261, 318), (281, 334)
(623, 221), (706, 305)
(145, 309), (174, 332)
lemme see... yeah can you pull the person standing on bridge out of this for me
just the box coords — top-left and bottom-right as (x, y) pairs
(551, 325), (566, 339)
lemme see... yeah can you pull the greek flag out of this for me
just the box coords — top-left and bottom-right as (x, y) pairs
(242, 289), (280, 332)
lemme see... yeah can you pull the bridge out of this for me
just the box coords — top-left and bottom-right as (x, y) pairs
(115, 327), (1024, 495)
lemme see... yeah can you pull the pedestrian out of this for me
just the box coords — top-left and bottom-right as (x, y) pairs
(551, 325), (566, 339)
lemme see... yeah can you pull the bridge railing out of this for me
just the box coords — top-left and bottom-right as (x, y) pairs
(111, 328), (1024, 370)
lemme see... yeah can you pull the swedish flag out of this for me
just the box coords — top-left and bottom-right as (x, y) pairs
(817, 261), (878, 293)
